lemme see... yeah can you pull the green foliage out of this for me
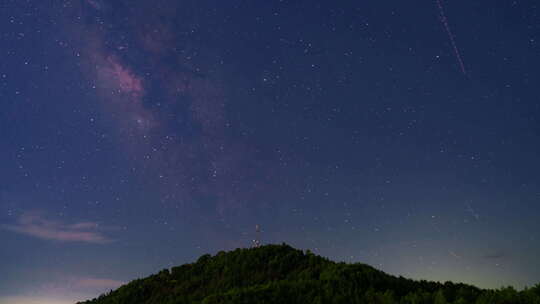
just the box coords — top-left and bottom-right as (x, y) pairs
(77, 244), (540, 304)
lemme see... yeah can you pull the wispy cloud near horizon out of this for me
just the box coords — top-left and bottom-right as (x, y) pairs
(4, 212), (113, 244)
(75, 277), (124, 289)
(0, 296), (76, 304)
(0, 276), (124, 304)
(482, 251), (508, 260)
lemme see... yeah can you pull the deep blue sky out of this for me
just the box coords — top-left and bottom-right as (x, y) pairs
(1, 0), (539, 302)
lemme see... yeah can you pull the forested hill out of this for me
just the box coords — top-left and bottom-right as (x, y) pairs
(79, 244), (540, 304)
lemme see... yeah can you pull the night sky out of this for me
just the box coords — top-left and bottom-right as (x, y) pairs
(1, 0), (540, 303)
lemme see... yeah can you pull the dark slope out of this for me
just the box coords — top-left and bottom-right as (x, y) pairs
(79, 244), (540, 304)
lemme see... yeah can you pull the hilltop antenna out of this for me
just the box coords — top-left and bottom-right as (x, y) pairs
(252, 224), (261, 248)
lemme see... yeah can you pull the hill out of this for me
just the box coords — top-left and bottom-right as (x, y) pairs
(79, 244), (540, 304)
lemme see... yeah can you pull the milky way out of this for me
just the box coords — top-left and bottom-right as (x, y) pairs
(70, 0), (281, 219)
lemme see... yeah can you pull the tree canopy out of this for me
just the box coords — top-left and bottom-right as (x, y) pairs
(79, 244), (540, 304)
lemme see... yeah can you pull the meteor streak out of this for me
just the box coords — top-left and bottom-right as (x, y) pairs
(436, 0), (467, 75)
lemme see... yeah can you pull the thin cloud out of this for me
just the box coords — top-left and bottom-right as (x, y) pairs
(4, 213), (113, 244)
(75, 277), (124, 289)
(0, 276), (123, 304)
(0, 296), (75, 304)
(482, 252), (507, 260)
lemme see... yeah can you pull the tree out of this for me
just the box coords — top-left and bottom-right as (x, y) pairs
(434, 289), (447, 304)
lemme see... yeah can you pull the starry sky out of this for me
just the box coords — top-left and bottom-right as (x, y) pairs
(1, 0), (540, 303)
